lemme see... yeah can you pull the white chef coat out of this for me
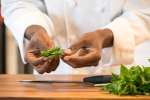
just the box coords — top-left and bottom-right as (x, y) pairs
(1, 0), (150, 74)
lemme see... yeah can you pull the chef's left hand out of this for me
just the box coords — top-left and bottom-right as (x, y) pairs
(63, 29), (113, 68)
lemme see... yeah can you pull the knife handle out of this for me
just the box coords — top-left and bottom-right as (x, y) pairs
(83, 75), (112, 84)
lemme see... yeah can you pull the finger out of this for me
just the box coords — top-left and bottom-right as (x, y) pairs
(72, 50), (100, 64)
(63, 60), (76, 68)
(64, 49), (101, 68)
(69, 39), (88, 53)
(26, 51), (47, 66)
(48, 57), (59, 71)
(30, 34), (54, 51)
(41, 61), (53, 73)
(63, 49), (72, 56)
(31, 57), (45, 66)
(35, 57), (59, 73)
(62, 49), (73, 60)
(28, 49), (41, 55)
(63, 48), (90, 61)
(35, 62), (50, 74)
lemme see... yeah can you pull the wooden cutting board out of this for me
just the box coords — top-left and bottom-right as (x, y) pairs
(0, 75), (150, 100)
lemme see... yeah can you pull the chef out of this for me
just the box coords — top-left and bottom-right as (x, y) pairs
(1, 0), (150, 74)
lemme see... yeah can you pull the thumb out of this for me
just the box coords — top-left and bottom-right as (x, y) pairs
(69, 38), (89, 53)
(64, 49), (72, 56)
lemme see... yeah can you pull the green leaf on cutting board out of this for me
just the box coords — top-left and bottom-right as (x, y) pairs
(104, 62), (150, 95)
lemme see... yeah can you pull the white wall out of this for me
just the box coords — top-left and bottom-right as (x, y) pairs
(6, 29), (18, 74)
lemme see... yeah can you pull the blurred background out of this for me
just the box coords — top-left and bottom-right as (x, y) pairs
(0, 2), (33, 74)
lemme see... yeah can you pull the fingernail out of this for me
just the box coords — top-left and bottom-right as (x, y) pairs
(48, 59), (52, 63)
(64, 49), (72, 54)
(43, 57), (48, 61)
(64, 56), (70, 61)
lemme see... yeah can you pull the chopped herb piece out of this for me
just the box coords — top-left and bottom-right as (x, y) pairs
(40, 47), (64, 58)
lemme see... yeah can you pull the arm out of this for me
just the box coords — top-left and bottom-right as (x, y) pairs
(63, 0), (150, 68)
(106, 0), (150, 64)
(1, 0), (55, 63)
(1, 0), (58, 73)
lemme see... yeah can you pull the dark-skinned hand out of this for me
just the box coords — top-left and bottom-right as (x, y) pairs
(63, 28), (113, 68)
(25, 25), (59, 74)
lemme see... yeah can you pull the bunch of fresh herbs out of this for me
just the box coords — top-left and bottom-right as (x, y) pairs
(104, 64), (150, 95)
(40, 47), (64, 58)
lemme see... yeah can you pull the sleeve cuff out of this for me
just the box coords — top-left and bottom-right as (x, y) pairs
(105, 17), (135, 64)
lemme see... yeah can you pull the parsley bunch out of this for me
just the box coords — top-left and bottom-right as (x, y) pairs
(40, 47), (64, 58)
(104, 64), (150, 95)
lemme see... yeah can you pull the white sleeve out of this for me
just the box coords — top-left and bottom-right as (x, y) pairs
(105, 0), (150, 64)
(1, 0), (55, 63)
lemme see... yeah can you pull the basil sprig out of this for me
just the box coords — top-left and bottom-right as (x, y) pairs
(104, 64), (150, 95)
(40, 47), (64, 58)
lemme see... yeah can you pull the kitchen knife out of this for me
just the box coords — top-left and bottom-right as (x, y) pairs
(83, 75), (112, 84)
(19, 80), (84, 83)
(19, 75), (112, 84)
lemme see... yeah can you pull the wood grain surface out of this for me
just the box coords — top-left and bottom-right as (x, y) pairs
(0, 75), (150, 100)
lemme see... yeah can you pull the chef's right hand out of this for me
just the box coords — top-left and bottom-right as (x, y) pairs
(24, 25), (59, 74)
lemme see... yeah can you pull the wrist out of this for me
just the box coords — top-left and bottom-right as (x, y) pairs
(25, 25), (47, 40)
(96, 28), (114, 48)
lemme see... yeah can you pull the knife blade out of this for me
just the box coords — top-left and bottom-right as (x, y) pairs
(19, 75), (112, 84)
(19, 80), (84, 83)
